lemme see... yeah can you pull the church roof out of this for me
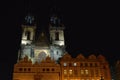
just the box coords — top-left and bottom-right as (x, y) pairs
(35, 31), (50, 47)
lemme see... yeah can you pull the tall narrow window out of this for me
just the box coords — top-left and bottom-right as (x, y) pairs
(64, 70), (67, 74)
(80, 63), (83, 67)
(85, 69), (89, 74)
(25, 31), (31, 40)
(56, 51), (59, 55)
(69, 69), (72, 75)
(90, 63), (93, 67)
(55, 32), (59, 40)
(81, 70), (84, 74)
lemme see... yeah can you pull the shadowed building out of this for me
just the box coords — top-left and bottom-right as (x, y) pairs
(115, 60), (120, 80)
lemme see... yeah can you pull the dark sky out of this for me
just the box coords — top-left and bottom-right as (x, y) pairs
(1, 0), (120, 80)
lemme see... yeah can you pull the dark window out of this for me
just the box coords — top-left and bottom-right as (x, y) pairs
(28, 68), (31, 71)
(55, 32), (59, 40)
(52, 68), (55, 71)
(25, 31), (31, 40)
(47, 68), (49, 71)
(56, 51), (59, 55)
(103, 66), (106, 69)
(69, 63), (72, 66)
(90, 63), (93, 67)
(85, 63), (88, 67)
(80, 63), (83, 67)
(24, 68), (26, 71)
(19, 68), (23, 71)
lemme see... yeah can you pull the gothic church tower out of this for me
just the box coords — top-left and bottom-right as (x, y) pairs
(18, 14), (36, 62)
(18, 12), (66, 63)
(49, 14), (66, 62)
(21, 14), (36, 45)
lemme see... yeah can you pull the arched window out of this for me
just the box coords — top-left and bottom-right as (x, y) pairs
(25, 31), (31, 40)
(55, 32), (59, 40)
(38, 51), (46, 62)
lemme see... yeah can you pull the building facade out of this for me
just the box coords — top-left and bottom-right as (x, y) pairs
(13, 53), (111, 80)
(13, 14), (111, 80)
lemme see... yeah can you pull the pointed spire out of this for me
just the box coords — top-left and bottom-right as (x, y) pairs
(25, 14), (34, 24)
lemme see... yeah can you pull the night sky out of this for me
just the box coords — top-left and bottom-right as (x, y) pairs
(1, 0), (120, 80)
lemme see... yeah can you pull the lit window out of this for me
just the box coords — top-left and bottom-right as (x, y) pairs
(64, 63), (67, 66)
(69, 69), (72, 75)
(64, 70), (67, 74)
(74, 63), (77, 66)
(85, 69), (89, 74)
(81, 70), (84, 74)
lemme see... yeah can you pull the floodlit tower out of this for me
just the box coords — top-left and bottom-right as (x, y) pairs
(49, 13), (66, 62)
(17, 14), (36, 62)
(21, 14), (36, 45)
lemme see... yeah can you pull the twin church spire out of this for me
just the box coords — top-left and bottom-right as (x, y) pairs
(18, 8), (65, 63)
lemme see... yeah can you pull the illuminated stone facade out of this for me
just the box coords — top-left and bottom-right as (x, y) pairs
(13, 53), (111, 80)
(18, 14), (66, 63)
(115, 60), (120, 80)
